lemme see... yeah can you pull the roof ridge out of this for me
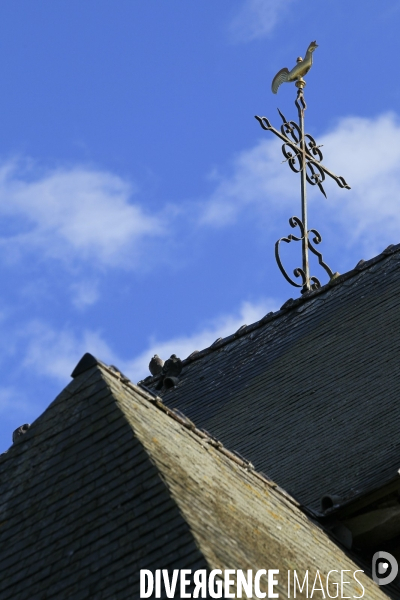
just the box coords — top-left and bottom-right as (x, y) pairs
(139, 242), (400, 385)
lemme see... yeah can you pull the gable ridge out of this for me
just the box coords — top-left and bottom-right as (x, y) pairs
(72, 358), (304, 514)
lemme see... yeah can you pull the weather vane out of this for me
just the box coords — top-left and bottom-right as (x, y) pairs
(255, 41), (350, 294)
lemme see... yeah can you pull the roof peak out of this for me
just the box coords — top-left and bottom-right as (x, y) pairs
(67, 356), (302, 513)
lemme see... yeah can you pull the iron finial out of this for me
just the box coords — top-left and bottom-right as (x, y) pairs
(256, 42), (350, 294)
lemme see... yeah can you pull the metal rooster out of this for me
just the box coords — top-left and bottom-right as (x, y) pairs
(272, 41), (318, 94)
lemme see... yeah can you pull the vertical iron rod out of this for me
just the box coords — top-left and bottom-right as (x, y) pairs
(296, 82), (310, 293)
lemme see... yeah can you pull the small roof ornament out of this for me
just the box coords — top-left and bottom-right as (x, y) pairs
(272, 41), (318, 94)
(12, 423), (30, 444)
(255, 41), (350, 294)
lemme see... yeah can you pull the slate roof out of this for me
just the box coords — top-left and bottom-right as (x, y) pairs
(0, 359), (390, 599)
(0, 365), (208, 600)
(143, 243), (400, 514)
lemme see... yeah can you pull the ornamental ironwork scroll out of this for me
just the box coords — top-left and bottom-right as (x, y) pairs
(255, 42), (350, 294)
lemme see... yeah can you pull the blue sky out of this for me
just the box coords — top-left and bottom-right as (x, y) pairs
(1, 0), (399, 451)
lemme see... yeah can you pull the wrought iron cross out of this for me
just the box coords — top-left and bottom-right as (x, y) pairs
(255, 43), (350, 294)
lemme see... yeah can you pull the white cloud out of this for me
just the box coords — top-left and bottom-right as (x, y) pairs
(70, 280), (100, 309)
(201, 135), (294, 227)
(124, 298), (279, 383)
(313, 113), (400, 252)
(201, 112), (400, 257)
(0, 161), (163, 268)
(21, 321), (117, 381)
(18, 299), (279, 385)
(229, 0), (295, 42)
